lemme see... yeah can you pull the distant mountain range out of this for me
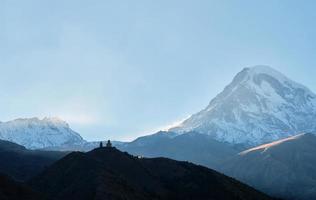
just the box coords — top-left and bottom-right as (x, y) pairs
(3, 66), (316, 151)
(28, 147), (274, 200)
(0, 65), (316, 199)
(220, 133), (316, 200)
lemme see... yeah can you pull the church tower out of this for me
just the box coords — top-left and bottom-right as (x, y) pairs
(106, 140), (112, 148)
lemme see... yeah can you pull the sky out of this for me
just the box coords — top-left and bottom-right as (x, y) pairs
(1, 0), (316, 141)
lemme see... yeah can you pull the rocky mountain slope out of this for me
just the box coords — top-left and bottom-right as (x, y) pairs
(29, 147), (274, 200)
(220, 133), (316, 200)
(170, 65), (316, 146)
(0, 117), (85, 149)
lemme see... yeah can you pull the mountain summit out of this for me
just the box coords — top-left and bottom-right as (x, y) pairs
(0, 117), (85, 149)
(170, 66), (316, 146)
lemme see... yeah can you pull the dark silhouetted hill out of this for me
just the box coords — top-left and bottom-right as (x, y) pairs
(0, 139), (67, 181)
(0, 173), (41, 200)
(29, 146), (274, 200)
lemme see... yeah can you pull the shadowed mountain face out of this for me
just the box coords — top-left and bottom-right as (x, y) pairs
(0, 174), (41, 200)
(170, 66), (316, 146)
(29, 147), (274, 200)
(0, 139), (67, 181)
(220, 133), (316, 200)
(118, 131), (239, 170)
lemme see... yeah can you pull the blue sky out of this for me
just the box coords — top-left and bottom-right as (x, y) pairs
(1, 0), (316, 141)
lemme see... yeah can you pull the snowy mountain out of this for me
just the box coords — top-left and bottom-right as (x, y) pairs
(0, 117), (85, 149)
(170, 65), (316, 146)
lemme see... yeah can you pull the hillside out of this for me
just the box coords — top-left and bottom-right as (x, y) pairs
(0, 174), (41, 200)
(29, 147), (274, 200)
(0, 139), (67, 181)
(220, 133), (316, 200)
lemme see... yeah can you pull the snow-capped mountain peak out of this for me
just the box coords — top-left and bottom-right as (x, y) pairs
(0, 117), (85, 149)
(170, 66), (316, 146)
(247, 65), (287, 80)
(240, 65), (313, 93)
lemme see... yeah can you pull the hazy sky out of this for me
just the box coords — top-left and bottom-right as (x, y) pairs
(1, 0), (316, 141)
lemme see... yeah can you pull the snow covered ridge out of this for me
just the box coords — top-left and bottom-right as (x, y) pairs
(170, 65), (316, 146)
(0, 117), (86, 149)
(239, 132), (307, 155)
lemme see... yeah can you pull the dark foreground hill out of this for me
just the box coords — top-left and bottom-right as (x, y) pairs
(29, 147), (273, 200)
(0, 139), (67, 181)
(0, 173), (41, 200)
(220, 133), (316, 200)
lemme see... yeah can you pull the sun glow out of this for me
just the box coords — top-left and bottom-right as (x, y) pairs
(55, 113), (99, 125)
